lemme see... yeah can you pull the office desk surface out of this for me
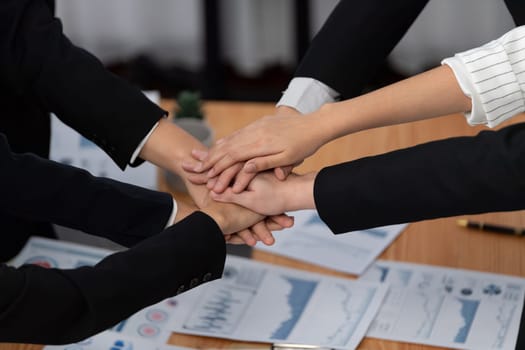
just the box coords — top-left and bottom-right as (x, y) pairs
(3, 101), (525, 350)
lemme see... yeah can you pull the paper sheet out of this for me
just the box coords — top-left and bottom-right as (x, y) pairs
(360, 260), (525, 349)
(44, 330), (192, 350)
(10, 237), (177, 343)
(256, 210), (406, 275)
(169, 255), (388, 350)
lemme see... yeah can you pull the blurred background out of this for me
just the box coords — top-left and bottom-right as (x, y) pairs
(50, 0), (518, 250)
(55, 0), (516, 102)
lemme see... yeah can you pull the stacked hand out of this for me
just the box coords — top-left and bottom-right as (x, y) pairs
(178, 107), (325, 244)
(182, 106), (327, 194)
(140, 118), (294, 246)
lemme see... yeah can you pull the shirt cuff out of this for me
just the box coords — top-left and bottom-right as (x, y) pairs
(165, 199), (178, 228)
(129, 122), (160, 164)
(441, 26), (525, 128)
(442, 57), (486, 127)
(276, 77), (340, 114)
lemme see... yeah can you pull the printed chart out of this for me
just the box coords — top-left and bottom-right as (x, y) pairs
(170, 255), (388, 349)
(256, 210), (406, 275)
(360, 260), (525, 349)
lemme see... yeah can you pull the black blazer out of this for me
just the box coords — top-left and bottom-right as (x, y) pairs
(0, 134), (226, 344)
(0, 0), (166, 168)
(295, 0), (525, 100)
(0, 0), (168, 258)
(314, 122), (525, 233)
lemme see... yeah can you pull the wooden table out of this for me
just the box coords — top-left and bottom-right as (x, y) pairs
(4, 101), (525, 350)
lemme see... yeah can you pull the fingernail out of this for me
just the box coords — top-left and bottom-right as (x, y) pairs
(207, 178), (217, 189)
(193, 162), (202, 172)
(213, 182), (224, 192)
(207, 168), (215, 177)
(244, 163), (256, 173)
(192, 149), (208, 161)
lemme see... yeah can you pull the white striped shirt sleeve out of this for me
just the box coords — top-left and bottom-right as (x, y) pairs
(442, 26), (525, 128)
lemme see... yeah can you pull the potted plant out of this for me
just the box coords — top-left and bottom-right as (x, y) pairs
(166, 90), (214, 192)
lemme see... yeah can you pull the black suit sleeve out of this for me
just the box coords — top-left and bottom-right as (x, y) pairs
(0, 134), (172, 247)
(0, 211), (226, 345)
(0, 0), (166, 169)
(295, 0), (429, 99)
(314, 122), (525, 233)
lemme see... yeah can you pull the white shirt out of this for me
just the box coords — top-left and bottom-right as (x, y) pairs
(276, 77), (339, 114)
(278, 26), (525, 128)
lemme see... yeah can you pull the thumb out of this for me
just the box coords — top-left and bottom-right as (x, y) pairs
(210, 188), (251, 208)
(244, 154), (287, 174)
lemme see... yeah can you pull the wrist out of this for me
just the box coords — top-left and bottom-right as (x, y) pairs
(140, 118), (206, 175)
(275, 105), (301, 117)
(173, 200), (197, 224)
(306, 104), (338, 146)
(201, 203), (228, 233)
(285, 172), (317, 211)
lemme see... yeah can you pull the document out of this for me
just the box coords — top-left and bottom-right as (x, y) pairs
(256, 210), (406, 275)
(10, 237), (177, 343)
(44, 330), (192, 350)
(360, 260), (525, 349)
(49, 91), (160, 190)
(169, 255), (388, 350)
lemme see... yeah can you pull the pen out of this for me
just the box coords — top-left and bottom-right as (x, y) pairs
(457, 219), (525, 236)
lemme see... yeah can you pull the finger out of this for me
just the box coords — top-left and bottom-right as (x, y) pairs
(225, 235), (246, 245)
(237, 229), (258, 246)
(266, 219), (286, 231)
(250, 221), (275, 246)
(186, 172), (209, 185)
(206, 153), (238, 178)
(212, 163), (244, 193)
(206, 177), (218, 190)
(210, 188), (252, 209)
(204, 133), (264, 177)
(191, 149), (209, 161)
(232, 170), (257, 193)
(243, 154), (287, 174)
(274, 165), (293, 180)
(191, 143), (229, 173)
(181, 160), (204, 173)
(269, 214), (295, 229)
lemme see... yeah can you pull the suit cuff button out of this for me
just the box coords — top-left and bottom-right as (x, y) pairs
(203, 272), (212, 282)
(189, 278), (200, 288)
(176, 285), (185, 294)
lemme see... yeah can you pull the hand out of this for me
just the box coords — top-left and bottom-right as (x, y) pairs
(210, 171), (317, 216)
(184, 159), (298, 194)
(139, 119), (293, 246)
(182, 107), (325, 192)
(138, 118), (212, 208)
(224, 215), (294, 246)
(201, 201), (294, 245)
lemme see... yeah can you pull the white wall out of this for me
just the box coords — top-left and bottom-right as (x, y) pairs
(56, 0), (204, 68)
(56, 0), (517, 75)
